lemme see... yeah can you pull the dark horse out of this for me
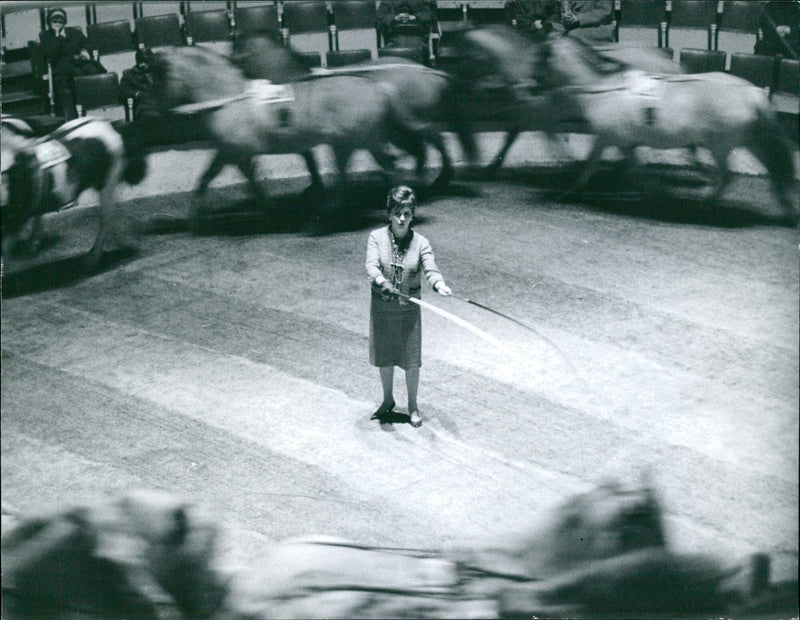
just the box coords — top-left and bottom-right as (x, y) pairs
(234, 34), (477, 191)
(149, 45), (442, 224)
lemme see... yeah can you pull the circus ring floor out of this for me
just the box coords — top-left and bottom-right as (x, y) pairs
(2, 132), (798, 586)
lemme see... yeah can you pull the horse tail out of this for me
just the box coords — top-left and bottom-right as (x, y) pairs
(746, 103), (798, 219)
(117, 121), (148, 186)
(442, 79), (478, 164)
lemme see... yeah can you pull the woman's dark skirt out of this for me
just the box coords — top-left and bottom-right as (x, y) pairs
(369, 289), (422, 370)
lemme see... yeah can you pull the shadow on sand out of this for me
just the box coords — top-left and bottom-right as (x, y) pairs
(2, 248), (139, 298)
(370, 409), (417, 428)
(139, 176), (479, 238)
(486, 162), (797, 228)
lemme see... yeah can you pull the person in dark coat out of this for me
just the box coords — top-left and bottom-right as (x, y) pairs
(119, 48), (205, 148)
(754, 0), (799, 58)
(550, 0), (615, 45)
(505, 0), (558, 41)
(377, 0), (433, 53)
(366, 186), (452, 428)
(39, 7), (92, 116)
(119, 48), (160, 119)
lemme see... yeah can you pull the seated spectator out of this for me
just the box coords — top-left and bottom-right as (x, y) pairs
(120, 48), (206, 148)
(550, 0), (615, 45)
(754, 0), (799, 58)
(40, 7), (105, 117)
(505, 0), (557, 41)
(120, 48), (160, 120)
(377, 0), (433, 52)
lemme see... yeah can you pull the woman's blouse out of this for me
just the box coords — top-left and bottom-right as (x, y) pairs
(366, 226), (444, 300)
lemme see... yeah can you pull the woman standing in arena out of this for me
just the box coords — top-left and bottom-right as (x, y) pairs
(366, 186), (452, 428)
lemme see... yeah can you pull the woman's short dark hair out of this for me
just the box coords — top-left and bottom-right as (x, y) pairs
(386, 185), (417, 214)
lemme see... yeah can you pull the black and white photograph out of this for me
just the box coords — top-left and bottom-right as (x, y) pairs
(2, 1), (798, 618)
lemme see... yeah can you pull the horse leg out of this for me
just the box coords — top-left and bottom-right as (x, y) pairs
(562, 136), (607, 199)
(307, 143), (353, 234)
(369, 145), (400, 187)
(196, 150), (227, 198)
(705, 147), (733, 222)
(83, 187), (114, 272)
(387, 129), (427, 185)
(188, 151), (230, 232)
(302, 150), (325, 195)
(486, 129), (520, 179)
(235, 155), (270, 207)
(428, 131), (454, 191)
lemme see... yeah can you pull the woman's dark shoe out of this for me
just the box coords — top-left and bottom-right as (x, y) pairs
(409, 410), (422, 428)
(371, 400), (396, 420)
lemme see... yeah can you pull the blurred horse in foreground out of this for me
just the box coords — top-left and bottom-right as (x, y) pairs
(438, 25), (683, 176)
(148, 45), (431, 223)
(2, 489), (227, 619)
(234, 35), (477, 191)
(3, 479), (795, 618)
(537, 35), (799, 224)
(1, 115), (145, 272)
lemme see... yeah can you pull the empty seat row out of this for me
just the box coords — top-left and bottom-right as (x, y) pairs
(82, 4), (385, 54)
(615, 0), (774, 51)
(76, 2), (423, 71)
(680, 47), (798, 94)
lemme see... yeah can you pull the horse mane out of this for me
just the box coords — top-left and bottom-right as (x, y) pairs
(550, 33), (630, 77)
(235, 33), (312, 82)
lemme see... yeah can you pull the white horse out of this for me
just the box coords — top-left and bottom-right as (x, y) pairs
(539, 35), (799, 224)
(1, 116), (146, 271)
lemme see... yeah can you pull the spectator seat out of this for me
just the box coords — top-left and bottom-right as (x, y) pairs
(233, 3), (280, 40)
(73, 72), (129, 122)
(775, 57), (799, 95)
(87, 20), (135, 56)
(665, 0), (715, 51)
(679, 47), (726, 73)
(715, 1), (760, 56)
(297, 51), (323, 68)
(280, 1), (334, 61)
(668, 0), (715, 30)
(327, 1), (379, 65)
(27, 40), (51, 114)
(185, 9), (232, 54)
(378, 46), (425, 64)
(728, 52), (775, 88)
(770, 57), (799, 128)
(717, 1), (759, 34)
(87, 20), (136, 79)
(326, 48), (371, 67)
(135, 13), (183, 49)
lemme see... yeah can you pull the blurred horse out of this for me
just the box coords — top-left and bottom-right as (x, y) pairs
(2, 489), (227, 619)
(228, 477), (786, 618)
(149, 45), (428, 218)
(439, 24), (683, 176)
(538, 34), (799, 223)
(234, 35), (477, 190)
(1, 115), (145, 271)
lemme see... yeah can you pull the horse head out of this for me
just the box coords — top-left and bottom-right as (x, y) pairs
(151, 46), (248, 110)
(2, 489), (229, 619)
(440, 24), (541, 91)
(530, 479), (666, 571)
(1, 121), (46, 238)
(540, 33), (632, 88)
(233, 32), (312, 82)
